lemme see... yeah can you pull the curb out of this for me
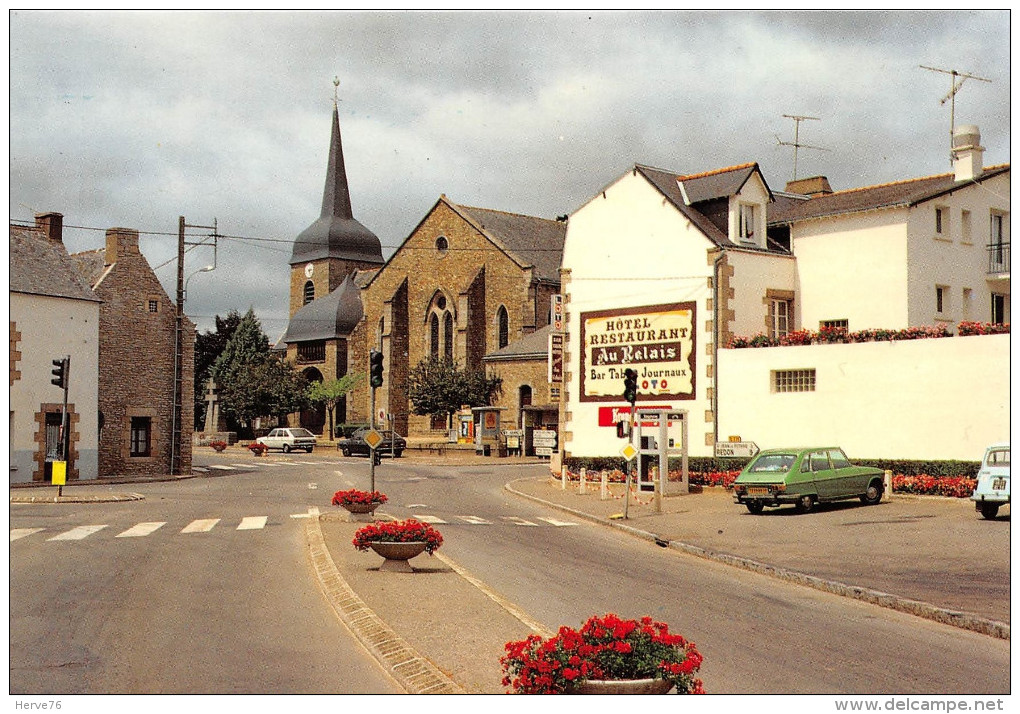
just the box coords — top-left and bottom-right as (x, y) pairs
(505, 478), (1010, 641)
(10, 492), (145, 504)
(304, 511), (464, 694)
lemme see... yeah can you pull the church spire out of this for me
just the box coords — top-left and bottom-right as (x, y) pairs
(290, 79), (383, 267)
(321, 77), (353, 221)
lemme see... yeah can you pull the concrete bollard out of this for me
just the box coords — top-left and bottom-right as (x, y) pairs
(579, 468), (587, 495)
(884, 470), (893, 501)
(601, 471), (608, 500)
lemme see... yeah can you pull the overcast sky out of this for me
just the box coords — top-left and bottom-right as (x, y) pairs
(9, 10), (1010, 337)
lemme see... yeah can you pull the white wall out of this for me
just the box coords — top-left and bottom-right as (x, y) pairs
(725, 249), (798, 338)
(792, 208), (910, 331)
(10, 293), (100, 483)
(905, 172), (1011, 326)
(717, 334), (1009, 461)
(562, 170), (715, 457)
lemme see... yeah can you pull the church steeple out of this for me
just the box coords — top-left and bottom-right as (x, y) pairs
(290, 80), (384, 268)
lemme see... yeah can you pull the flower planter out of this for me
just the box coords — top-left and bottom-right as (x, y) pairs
(568, 678), (674, 695)
(339, 501), (383, 522)
(368, 541), (428, 572)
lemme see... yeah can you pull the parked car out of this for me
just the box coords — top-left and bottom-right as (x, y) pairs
(971, 442), (1010, 520)
(337, 428), (406, 458)
(732, 447), (885, 514)
(256, 427), (317, 453)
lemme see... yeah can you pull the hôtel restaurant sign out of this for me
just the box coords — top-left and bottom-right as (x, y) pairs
(580, 302), (696, 402)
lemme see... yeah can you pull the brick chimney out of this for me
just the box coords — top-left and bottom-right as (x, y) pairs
(785, 176), (833, 196)
(105, 227), (141, 264)
(34, 212), (63, 243)
(953, 125), (984, 182)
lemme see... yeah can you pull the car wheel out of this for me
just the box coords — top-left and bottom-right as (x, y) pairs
(342, 448), (351, 457)
(860, 480), (883, 505)
(794, 495), (814, 513)
(306, 447), (313, 453)
(282, 444), (291, 453)
(745, 501), (765, 515)
(394, 450), (403, 458)
(980, 503), (1000, 520)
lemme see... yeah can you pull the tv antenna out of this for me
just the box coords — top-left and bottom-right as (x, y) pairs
(919, 65), (992, 164)
(776, 114), (828, 181)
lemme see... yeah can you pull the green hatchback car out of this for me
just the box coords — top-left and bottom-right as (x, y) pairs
(732, 447), (886, 514)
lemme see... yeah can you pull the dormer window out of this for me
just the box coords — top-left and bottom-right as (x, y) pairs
(739, 204), (756, 244)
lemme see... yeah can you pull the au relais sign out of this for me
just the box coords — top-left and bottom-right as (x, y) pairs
(580, 302), (696, 402)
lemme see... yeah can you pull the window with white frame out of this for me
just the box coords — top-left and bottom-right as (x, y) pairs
(772, 369), (816, 393)
(935, 206), (948, 236)
(769, 298), (792, 338)
(739, 204), (756, 244)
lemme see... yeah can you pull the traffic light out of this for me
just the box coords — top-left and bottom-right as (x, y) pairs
(369, 349), (384, 388)
(623, 368), (638, 404)
(51, 358), (68, 389)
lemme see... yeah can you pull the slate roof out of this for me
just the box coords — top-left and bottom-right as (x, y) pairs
(635, 162), (786, 254)
(291, 104), (384, 267)
(769, 164), (1011, 225)
(454, 202), (567, 283)
(68, 248), (111, 288)
(483, 324), (554, 361)
(282, 272), (364, 343)
(10, 225), (101, 302)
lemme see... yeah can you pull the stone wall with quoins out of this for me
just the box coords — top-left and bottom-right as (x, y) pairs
(94, 228), (194, 476)
(358, 199), (549, 438)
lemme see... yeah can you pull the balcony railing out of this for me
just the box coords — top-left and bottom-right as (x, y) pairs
(988, 241), (1010, 275)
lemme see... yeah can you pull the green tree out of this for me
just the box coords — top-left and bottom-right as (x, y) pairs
(307, 373), (364, 441)
(407, 356), (502, 429)
(211, 308), (308, 433)
(193, 309), (242, 429)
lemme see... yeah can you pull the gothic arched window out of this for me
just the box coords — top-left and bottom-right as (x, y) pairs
(443, 311), (454, 361)
(430, 313), (440, 358)
(303, 280), (315, 305)
(497, 305), (509, 349)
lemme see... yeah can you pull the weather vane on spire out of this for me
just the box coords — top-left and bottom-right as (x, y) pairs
(333, 76), (340, 106)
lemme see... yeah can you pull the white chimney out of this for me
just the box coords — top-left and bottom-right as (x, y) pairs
(953, 124), (984, 182)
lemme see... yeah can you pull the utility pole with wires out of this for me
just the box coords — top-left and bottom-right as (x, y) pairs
(920, 65), (992, 166)
(776, 114), (829, 182)
(173, 216), (218, 475)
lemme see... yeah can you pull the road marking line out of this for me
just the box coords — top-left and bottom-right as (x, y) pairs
(231, 463), (257, 468)
(308, 483), (318, 489)
(48, 525), (107, 541)
(457, 516), (492, 525)
(237, 516), (268, 530)
(182, 519), (220, 533)
(294, 460), (318, 465)
(192, 467), (209, 473)
(414, 515), (447, 524)
(11, 528), (45, 541)
(537, 517), (578, 527)
(208, 465), (236, 471)
(502, 517), (539, 526)
(116, 522), (167, 538)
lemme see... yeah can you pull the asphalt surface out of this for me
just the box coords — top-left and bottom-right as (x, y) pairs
(12, 452), (1010, 695)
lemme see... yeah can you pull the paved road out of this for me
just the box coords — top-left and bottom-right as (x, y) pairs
(10, 460), (401, 694)
(366, 459), (1010, 694)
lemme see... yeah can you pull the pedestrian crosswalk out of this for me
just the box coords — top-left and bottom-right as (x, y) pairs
(11, 511), (580, 544)
(192, 460), (321, 474)
(11, 516), (277, 543)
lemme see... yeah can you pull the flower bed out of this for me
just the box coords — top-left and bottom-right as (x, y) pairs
(331, 489), (388, 507)
(501, 613), (704, 694)
(247, 442), (268, 456)
(557, 466), (975, 498)
(725, 322), (994, 348)
(352, 519), (444, 555)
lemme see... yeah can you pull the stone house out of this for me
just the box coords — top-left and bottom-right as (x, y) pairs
(10, 213), (101, 483)
(71, 227), (195, 476)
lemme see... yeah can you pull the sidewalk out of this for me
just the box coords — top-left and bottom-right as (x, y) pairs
(310, 475), (1008, 694)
